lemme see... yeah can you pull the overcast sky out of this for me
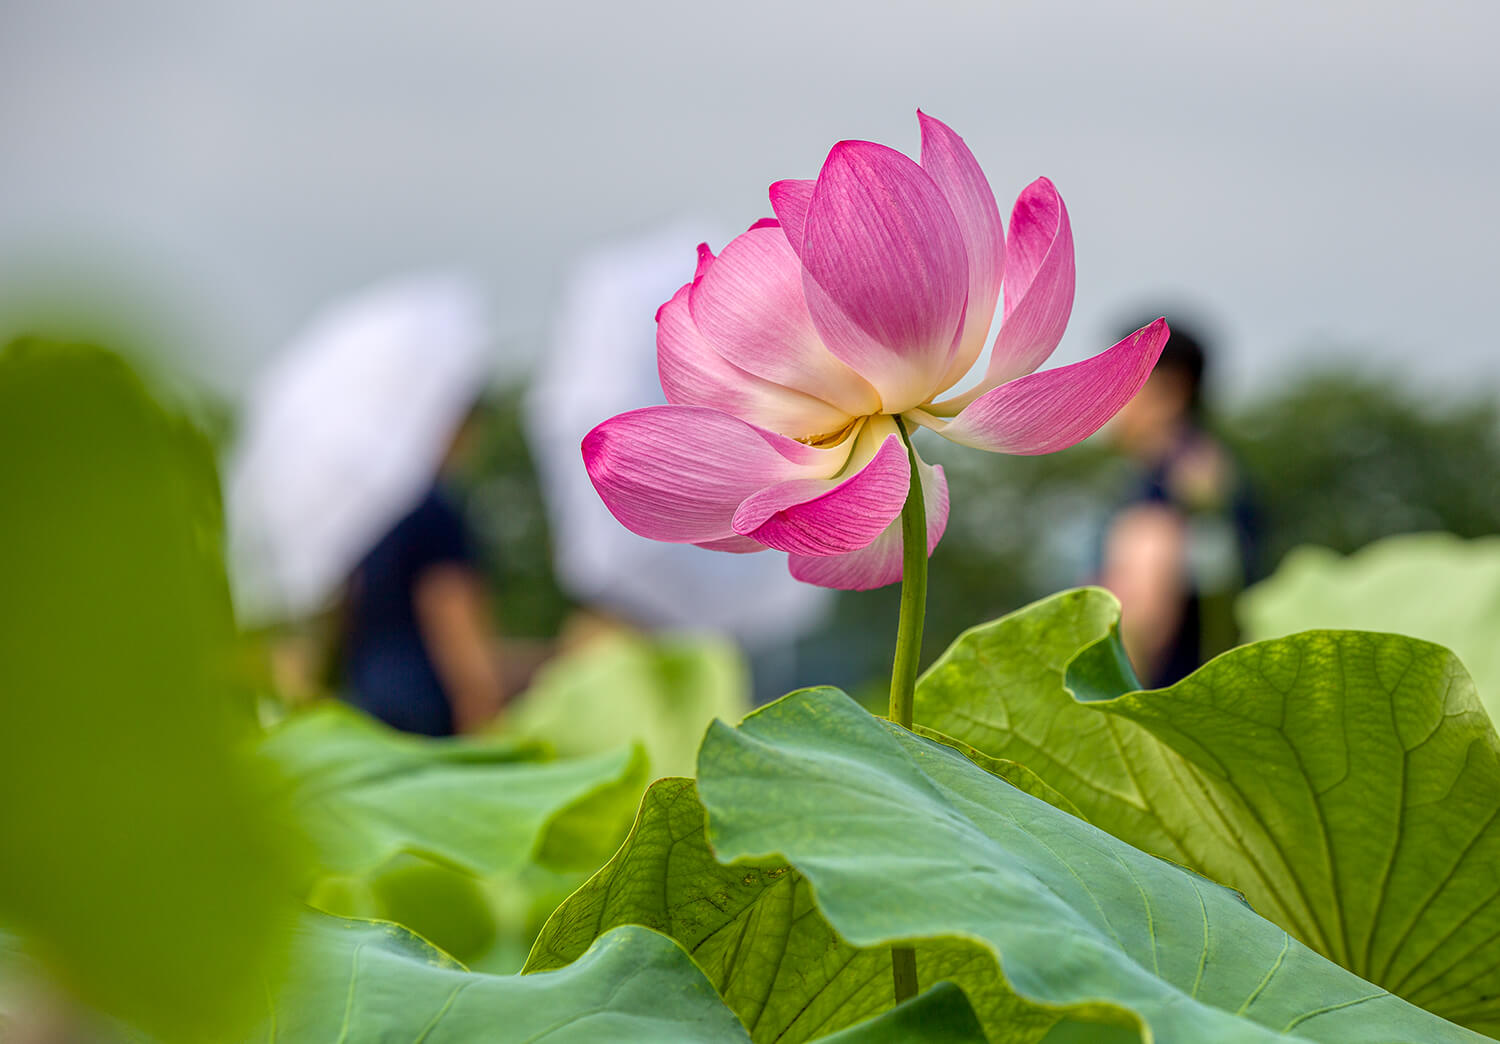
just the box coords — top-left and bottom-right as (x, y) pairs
(2, 0), (1496, 403)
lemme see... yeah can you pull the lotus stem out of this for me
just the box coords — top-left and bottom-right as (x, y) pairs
(888, 416), (927, 1007)
(888, 416), (927, 732)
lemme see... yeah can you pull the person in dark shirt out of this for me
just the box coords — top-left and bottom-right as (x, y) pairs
(340, 469), (506, 736)
(1101, 321), (1258, 687)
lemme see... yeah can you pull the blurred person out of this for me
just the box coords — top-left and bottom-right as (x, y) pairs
(1100, 319), (1258, 686)
(336, 410), (507, 736)
(226, 272), (507, 732)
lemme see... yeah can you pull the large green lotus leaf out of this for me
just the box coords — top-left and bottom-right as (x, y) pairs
(504, 630), (751, 778)
(921, 586), (1500, 1028)
(0, 343), (298, 1040)
(530, 693), (1477, 1042)
(699, 686), (1482, 1042)
(259, 912), (750, 1041)
(262, 701), (646, 878)
(1239, 532), (1500, 722)
(527, 776), (1060, 1041)
(915, 587), (1500, 1036)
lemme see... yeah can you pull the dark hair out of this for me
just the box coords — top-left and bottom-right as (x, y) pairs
(1157, 322), (1206, 418)
(1122, 314), (1210, 419)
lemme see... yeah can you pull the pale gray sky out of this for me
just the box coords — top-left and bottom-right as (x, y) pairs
(2, 0), (1496, 401)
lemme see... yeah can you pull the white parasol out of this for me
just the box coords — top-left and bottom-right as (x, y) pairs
(226, 272), (495, 625)
(526, 221), (833, 650)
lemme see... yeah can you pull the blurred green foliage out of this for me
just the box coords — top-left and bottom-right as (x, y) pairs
(504, 630), (750, 779)
(1226, 373), (1500, 562)
(261, 915), (754, 1041)
(0, 338), (301, 1040)
(456, 391), (575, 638)
(261, 702), (647, 972)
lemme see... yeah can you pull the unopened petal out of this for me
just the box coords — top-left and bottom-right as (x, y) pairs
(918, 112), (1004, 395)
(801, 140), (969, 412)
(657, 281), (852, 436)
(582, 405), (838, 544)
(928, 319), (1169, 455)
(788, 454), (949, 590)
(734, 429), (909, 555)
(689, 226), (880, 421)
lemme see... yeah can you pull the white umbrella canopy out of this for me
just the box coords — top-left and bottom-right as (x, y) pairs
(526, 221), (833, 650)
(227, 272), (495, 626)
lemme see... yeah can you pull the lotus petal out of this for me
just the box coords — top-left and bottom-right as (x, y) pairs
(582, 405), (842, 544)
(657, 282), (851, 436)
(928, 319), (1168, 454)
(789, 451), (949, 590)
(735, 422), (909, 555)
(801, 141), (968, 412)
(689, 227), (879, 419)
(918, 111), (1005, 395)
(987, 177), (1076, 384)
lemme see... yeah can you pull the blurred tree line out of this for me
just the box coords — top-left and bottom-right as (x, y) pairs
(461, 370), (1500, 690)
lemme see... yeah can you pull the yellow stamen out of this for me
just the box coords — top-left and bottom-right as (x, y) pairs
(795, 416), (862, 448)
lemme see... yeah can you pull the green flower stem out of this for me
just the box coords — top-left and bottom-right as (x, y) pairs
(888, 415), (927, 1007)
(888, 416), (927, 732)
(890, 945), (920, 1010)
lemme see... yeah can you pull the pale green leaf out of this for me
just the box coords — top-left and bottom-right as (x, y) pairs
(504, 630), (750, 779)
(262, 703), (645, 879)
(263, 702), (647, 967)
(1239, 533), (1500, 722)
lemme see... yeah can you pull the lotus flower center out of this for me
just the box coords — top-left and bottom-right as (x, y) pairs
(795, 417), (863, 448)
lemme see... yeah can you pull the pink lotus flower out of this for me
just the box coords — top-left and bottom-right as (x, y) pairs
(584, 112), (1168, 590)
